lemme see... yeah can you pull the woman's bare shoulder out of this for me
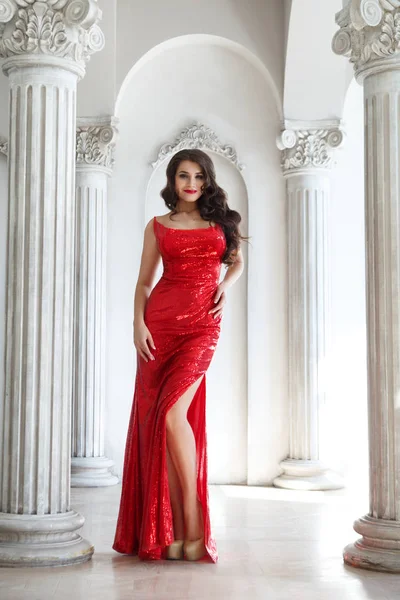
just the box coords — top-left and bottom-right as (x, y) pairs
(154, 213), (173, 226)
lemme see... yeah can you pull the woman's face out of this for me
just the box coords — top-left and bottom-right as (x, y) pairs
(174, 160), (205, 204)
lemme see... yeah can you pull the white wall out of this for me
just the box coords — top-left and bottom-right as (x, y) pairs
(284, 0), (348, 120)
(106, 38), (288, 485)
(328, 78), (368, 490)
(77, 0), (117, 117)
(284, 0), (292, 56)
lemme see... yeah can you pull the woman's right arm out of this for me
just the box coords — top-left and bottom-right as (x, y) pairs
(133, 218), (161, 362)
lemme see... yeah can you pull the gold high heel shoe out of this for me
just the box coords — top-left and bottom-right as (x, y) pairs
(183, 537), (207, 561)
(165, 539), (184, 560)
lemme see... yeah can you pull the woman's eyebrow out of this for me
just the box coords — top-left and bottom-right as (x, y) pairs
(178, 170), (203, 174)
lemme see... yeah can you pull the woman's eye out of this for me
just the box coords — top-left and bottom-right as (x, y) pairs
(178, 174), (203, 179)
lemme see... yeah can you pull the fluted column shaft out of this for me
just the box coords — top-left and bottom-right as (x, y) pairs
(341, 71), (400, 571)
(364, 72), (400, 524)
(0, 0), (104, 567)
(288, 175), (329, 458)
(71, 119), (118, 486)
(1, 66), (78, 516)
(73, 172), (108, 466)
(274, 124), (345, 491)
(333, 0), (400, 573)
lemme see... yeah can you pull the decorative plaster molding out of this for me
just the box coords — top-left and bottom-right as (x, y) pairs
(332, 0), (400, 75)
(76, 116), (118, 171)
(0, 0), (104, 66)
(151, 122), (245, 171)
(277, 123), (345, 175)
(0, 137), (7, 156)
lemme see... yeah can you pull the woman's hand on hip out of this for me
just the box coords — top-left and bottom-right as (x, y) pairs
(209, 283), (227, 319)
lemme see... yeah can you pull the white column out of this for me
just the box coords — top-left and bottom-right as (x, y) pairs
(333, 0), (400, 573)
(0, 0), (104, 567)
(274, 123), (345, 491)
(71, 117), (118, 487)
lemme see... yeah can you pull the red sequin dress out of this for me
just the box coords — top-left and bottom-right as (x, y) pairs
(112, 216), (226, 562)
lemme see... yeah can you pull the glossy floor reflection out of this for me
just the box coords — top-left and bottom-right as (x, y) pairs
(1, 483), (400, 599)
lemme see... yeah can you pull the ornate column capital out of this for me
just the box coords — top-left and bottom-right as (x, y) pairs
(76, 116), (118, 175)
(277, 120), (345, 178)
(0, 0), (104, 76)
(332, 0), (400, 80)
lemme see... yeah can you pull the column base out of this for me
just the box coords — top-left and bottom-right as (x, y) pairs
(343, 515), (400, 573)
(273, 458), (345, 490)
(71, 456), (119, 487)
(0, 511), (93, 567)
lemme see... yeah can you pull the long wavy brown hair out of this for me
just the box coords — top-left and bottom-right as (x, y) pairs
(160, 148), (248, 267)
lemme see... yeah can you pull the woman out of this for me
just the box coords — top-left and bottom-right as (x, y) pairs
(113, 148), (245, 562)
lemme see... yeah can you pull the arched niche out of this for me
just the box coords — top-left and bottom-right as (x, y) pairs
(147, 129), (248, 483)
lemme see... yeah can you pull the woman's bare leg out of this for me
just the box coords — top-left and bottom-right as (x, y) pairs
(166, 445), (184, 540)
(166, 375), (204, 541)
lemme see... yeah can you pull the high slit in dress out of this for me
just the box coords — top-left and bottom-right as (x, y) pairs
(112, 216), (227, 562)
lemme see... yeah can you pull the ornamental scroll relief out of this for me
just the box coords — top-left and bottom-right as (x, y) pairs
(151, 123), (245, 172)
(333, 0), (400, 72)
(0, 0), (104, 65)
(76, 118), (118, 171)
(277, 126), (345, 173)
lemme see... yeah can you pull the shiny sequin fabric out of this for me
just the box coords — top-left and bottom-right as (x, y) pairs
(112, 216), (227, 563)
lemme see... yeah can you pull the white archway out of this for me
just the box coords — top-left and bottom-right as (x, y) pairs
(106, 33), (288, 485)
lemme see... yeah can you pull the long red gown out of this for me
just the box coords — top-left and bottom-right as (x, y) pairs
(112, 216), (227, 562)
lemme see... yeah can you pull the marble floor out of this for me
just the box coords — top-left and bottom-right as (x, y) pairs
(1, 482), (400, 600)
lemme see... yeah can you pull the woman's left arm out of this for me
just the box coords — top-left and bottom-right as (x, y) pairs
(209, 248), (245, 318)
